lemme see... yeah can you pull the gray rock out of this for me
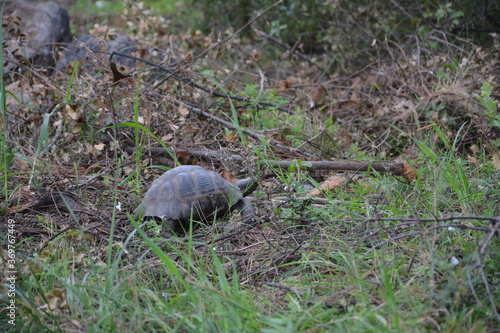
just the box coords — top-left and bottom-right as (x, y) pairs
(56, 34), (139, 72)
(56, 34), (176, 78)
(2, 0), (72, 72)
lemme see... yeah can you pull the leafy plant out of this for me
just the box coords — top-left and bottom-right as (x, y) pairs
(474, 82), (500, 152)
(433, 3), (464, 28)
(474, 82), (499, 126)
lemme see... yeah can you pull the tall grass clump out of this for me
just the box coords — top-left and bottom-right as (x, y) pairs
(1, 3), (12, 204)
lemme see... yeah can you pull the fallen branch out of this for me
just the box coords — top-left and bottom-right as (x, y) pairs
(124, 146), (415, 181)
(262, 159), (415, 181)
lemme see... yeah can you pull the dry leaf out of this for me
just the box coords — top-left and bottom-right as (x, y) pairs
(123, 165), (135, 175)
(467, 154), (478, 165)
(178, 106), (189, 116)
(14, 155), (31, 171)
(222, 169), (238, 183)
(469, 144), (479, 154)
(306, 175), (348, 197)
(351, 76), (363, 89)
(223, 132), (237, 141)
(279, 79), (293, 90)
(4, 201), (36, 214)
(110, 61), (130, 82)
(43, 288), (68, 311)
(183, 53), (193, 63)
(162, 133), (173, 141)
(94, 143), (105, 151)
(65, 104), (77, 120)
(403, 164), (417, 182)
(308, 86), (327, 108)
(249, 49), (261, 60)
(493, 152), (500, 170)
(69, 319), (84, 330)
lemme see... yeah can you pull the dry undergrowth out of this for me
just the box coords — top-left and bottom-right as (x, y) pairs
(1, 8), (499, 329)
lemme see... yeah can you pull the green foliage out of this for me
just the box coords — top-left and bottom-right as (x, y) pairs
(475, 82), (499, 126)
(183, 0), (496, 73)
(433, 58), (461, 89)
(2, 1), (499, 332)
(73, 0), (177, 17)
(474, 82), (500, 151)
(237, 84), (291, 131)
(0, 6), (11, 204)
(414, 126), (475, 213)
(188, 0), (335, 52)
(424, 2), (464, 28)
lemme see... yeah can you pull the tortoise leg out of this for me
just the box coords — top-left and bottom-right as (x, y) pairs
(235, 198), (255, 219)
(236, 177), (258, 196)
(164, 218), (204, 236)
(161, 218), (183, 236)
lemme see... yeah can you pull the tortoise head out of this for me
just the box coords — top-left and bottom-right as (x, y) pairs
(236, 177), (258, 196)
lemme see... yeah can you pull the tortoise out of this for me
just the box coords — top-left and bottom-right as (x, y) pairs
(135, 165), (257, 232)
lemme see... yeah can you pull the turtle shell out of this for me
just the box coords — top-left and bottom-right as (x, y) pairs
(135, 165), (251, 222)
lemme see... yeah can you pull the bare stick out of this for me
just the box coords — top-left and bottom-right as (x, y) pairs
(264, 159), (402, 172)
(124, 147), (244, 162)
(124, 146), (413, 180)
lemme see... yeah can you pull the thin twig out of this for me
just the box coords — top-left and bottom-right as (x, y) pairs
(193, 1), (284, 61)
(361, 223), (491, 258)
(111, 52), (294, 114)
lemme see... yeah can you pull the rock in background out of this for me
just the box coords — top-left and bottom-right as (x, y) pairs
(2, 0), (72, 73)
(56, 33), (140, 74)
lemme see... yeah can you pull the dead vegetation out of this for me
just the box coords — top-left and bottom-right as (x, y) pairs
(1, 1), (499, 331)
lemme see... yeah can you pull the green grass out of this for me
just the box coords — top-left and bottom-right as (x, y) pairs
(0, 2), (498, 332)
(0, 1), (11, 207)
(2, 92), (498, 331)
(6, 130), (497, 331)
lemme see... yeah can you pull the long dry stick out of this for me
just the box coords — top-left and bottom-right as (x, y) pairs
(124, 146), (414, 181)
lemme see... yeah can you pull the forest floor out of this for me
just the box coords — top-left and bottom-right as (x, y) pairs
(1, 2), (499, 332)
